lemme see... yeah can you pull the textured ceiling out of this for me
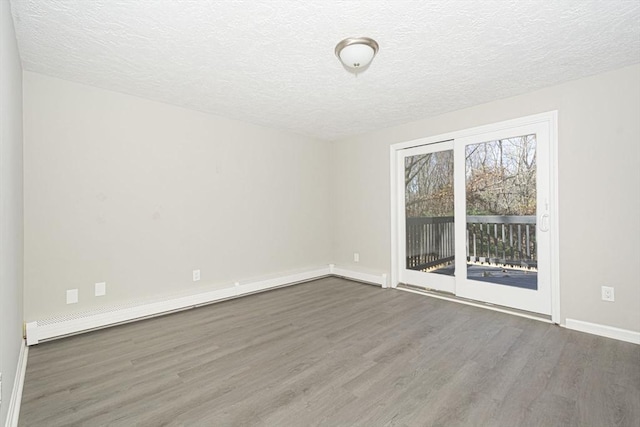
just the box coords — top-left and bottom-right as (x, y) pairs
(9, 0), (640, 141)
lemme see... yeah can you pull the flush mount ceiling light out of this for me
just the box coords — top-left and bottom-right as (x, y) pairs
(335, 37), (379, 74)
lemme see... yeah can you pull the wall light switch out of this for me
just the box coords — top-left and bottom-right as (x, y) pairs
(66, 289), (78, 304)
(95, 282), (106, 297)
(193, 269), (201, 282)
(354, 253), (360, 263)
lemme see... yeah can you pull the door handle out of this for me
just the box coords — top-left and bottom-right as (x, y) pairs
(539, 213), (550, 232)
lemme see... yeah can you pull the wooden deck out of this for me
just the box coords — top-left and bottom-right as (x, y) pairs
(407, 215), (539, 289)
(430, 263), (538, 290)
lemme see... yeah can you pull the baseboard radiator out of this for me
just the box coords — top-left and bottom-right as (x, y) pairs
(25, 265), (388, 345)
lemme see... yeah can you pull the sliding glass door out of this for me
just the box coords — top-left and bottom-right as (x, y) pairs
(398, 120), (553, 315)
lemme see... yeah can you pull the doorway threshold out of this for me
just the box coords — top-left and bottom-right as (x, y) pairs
(396, 283), (553, 323)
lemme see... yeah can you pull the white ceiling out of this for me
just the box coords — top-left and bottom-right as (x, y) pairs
(9, 0), (640, 141)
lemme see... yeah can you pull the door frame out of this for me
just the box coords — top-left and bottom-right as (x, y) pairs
(389, 111), (560, 323)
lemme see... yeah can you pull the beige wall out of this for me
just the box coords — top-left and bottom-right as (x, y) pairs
(21, 64), (640, 334)
(23, 72), (331, 321)
(1, 0), (24, 423)
(331, 64), (640, 332)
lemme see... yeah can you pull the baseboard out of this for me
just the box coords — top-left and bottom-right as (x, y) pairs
(26, 266), (332, 345)
(3, 340), (28, 427)
(564, 319), (640, 345)
(329, 264), (388, 288)
(25, 265), (393, 345)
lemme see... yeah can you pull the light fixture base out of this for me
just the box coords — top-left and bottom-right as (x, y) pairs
(335, 37), (379, 73)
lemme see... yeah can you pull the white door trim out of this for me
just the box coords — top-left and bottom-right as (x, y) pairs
(389, 111), (560, 323)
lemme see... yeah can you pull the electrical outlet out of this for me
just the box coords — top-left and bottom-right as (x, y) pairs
(601, 286), (615, 302)
(193, 269), (201, 282)
(66, 289), (78, 304)
(95, 282), (106, 297)
(354, 252), (360, 263)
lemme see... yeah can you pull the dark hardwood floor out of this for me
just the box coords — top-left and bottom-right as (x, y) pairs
(19, 277), (640, 426)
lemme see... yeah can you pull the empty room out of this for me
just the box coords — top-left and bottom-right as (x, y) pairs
(1, 1), (639, 426)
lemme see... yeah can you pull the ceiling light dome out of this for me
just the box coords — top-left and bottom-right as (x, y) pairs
(335, 37), (379, 73)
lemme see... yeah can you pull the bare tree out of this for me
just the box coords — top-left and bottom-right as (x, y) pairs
(405, 150), (454, 217)
(404, 135), (537, 218)
(466, 135), (536, 216)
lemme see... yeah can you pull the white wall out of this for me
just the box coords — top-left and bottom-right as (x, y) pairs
(0, 0), (24, 423)
(23, 72), (331, 321)
(18, 57), (640, 335)
(331, 64), (640, 332)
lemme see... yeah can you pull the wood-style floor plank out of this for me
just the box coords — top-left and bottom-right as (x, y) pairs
(19, 277), (640, 426)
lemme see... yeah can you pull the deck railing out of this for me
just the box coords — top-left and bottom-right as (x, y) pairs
(406, 215), (537, 271)
(406, 217), (455, 270)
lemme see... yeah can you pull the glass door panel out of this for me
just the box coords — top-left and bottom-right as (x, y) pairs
(464, 134), (538, 290)
(405, 150), (455, 275)
(399, 141), (456, 293)
(454, 123), (551, 315)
